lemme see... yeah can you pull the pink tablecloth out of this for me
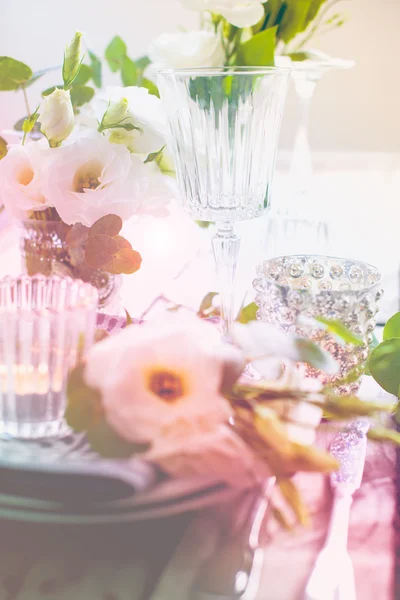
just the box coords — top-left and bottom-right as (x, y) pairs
(259, 436), (395, 600)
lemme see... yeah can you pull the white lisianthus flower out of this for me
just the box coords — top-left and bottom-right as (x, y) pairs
(84, 313), (245, 445)
(149, 31), (225, 70)
(83, 87), (166, 155)
(39, 88), (75, 146)
(0, 140), (52, 218)
(180, 0), (265, 28)
(41, 131), (158, 227)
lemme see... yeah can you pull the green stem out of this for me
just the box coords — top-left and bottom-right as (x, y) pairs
(22, 85), (31, 118)
(292, 0), (342, 51)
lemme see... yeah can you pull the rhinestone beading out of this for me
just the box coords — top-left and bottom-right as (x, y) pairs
(254, 255), (383, 394)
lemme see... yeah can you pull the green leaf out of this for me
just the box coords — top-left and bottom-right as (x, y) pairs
(121, 56), (138, 86)
(135, 55), (151, 72)
(70, 85), (95, 108)
(62, 31), (83, 89)
(0, 57), (32, 90)
(365, 332), (379, 376)
(321, 396), (394, 420)
(72, 63), (92, 86)
(22, 105), (40, 144)
(383, 312), (400, 341)
(87, 419), (149, 459)
(305, 0), (328, 27)
(294, 337), (338, 374)
(368, 426), (400, 445)
(238, 302), (258, 324)
(66, 363), (104, 432)
(196, 220), (212, 229)
(105, 36), (127, 72)
(237, 27), (276, 67)
(277, 1), (312, 43)
(198, 292), (219, 316)
(88, 50), (102, 88)
(315, 317), (364, 346)
(144, 145), (165, 165)
(369, 338), (400, 396)
(0, 137), (7, 160)
(141, 78), (160, 97)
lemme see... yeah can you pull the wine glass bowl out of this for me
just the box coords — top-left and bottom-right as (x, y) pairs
(158, 67), (290, 332)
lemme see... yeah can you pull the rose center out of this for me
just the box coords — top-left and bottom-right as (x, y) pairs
(18, 166), (34, 186)
(148, 370), (186, 403)
(73, 160), (103, 193)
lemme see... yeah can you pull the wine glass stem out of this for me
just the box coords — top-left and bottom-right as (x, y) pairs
(212, 224), (240, 335)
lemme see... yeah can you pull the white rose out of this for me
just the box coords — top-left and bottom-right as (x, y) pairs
(149, 31), (225, 70)
(0, 140), (52, 219)
(180, 0), (265, 28)
(39, 88), (75, 145)
(41, 131), (155, 226)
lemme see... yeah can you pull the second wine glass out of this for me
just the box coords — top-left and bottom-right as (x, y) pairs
(158, 67), (290, 333)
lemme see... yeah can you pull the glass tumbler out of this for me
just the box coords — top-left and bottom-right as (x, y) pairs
(0, 275), (98, 438)
(253, 255), (383, 393)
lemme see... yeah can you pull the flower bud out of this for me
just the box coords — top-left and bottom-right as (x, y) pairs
(39, 88), (75, 145)
(102, 98), (129, 128)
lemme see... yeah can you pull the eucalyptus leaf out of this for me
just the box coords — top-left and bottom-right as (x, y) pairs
(369, 338), (400, 396)
(62, 31), (83, 89)
(87, 419), (149, 459)
(383, 312), (400, 340)
(0, 57), (32, 90)
(237, 27), (276, 66)
(105, 36), (127, 72)
(0, 137), (7, 160)
(70, 85), (95, 108)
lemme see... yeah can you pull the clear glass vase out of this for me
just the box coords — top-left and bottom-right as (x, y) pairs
(18, 219), (121, 309)
(158, 67), (290, 333)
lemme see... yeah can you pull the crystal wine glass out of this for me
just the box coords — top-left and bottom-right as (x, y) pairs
(158, 67), (290, 333)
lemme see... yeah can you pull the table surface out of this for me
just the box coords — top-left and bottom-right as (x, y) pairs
(0, 213), (397, 599)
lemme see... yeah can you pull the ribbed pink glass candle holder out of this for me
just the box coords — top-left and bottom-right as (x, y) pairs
(0, 275), (98, 439)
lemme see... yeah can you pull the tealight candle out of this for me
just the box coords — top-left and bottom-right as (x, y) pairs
(0, 275), (98, 438)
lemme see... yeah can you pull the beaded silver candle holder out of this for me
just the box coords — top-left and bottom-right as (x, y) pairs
(253, 255), (383, 394)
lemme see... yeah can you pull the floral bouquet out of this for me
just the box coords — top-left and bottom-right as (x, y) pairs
(0, 32), (175, 306)
(67, 310), (400, 525)
(149, 0), (348, 71)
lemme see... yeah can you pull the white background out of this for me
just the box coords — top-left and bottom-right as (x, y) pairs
(1, 0), (400, 153)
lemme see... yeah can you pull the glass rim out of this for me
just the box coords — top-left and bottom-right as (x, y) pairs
(256, 255), (382, 293)
(157, 66), (291, 77)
